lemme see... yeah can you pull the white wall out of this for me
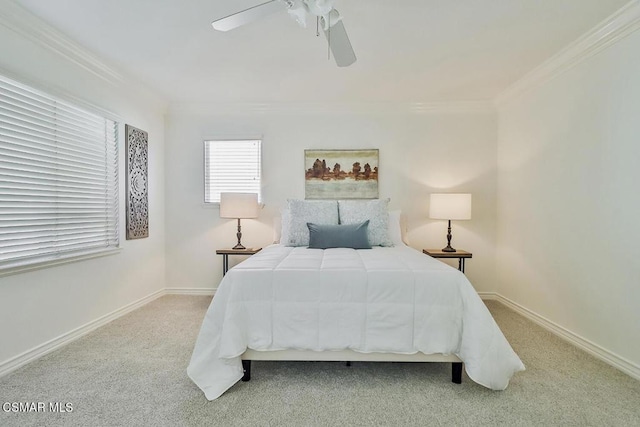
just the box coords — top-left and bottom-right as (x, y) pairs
(165, 107), (498, 293)
(0, 21), (166, 366)
(496, 29), (640, 370)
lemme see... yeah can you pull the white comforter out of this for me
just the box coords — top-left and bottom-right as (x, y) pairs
(188, 245), (525, 400)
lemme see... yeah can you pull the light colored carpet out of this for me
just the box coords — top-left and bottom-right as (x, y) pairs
(0, 296), (638, 426)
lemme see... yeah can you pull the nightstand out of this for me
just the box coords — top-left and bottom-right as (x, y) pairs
(422, 249), (472, 273)
(216, 248), (262, 276)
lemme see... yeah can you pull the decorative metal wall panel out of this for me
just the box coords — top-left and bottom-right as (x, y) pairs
(125, 124), (149, 239)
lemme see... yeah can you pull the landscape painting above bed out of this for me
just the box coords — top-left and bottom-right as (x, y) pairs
(305, 149), (379, 199)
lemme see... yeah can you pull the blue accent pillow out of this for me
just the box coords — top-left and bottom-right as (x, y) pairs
(307, 220), (371, 249)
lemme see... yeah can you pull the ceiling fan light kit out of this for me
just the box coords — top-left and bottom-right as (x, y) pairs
(211, 0), (356, 67)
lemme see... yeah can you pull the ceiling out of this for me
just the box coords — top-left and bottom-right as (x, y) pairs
(13, 0), (630, 105)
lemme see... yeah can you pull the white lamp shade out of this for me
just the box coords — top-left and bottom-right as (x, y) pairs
(220, 192), (259, 219)
(429, 193), (472, 220)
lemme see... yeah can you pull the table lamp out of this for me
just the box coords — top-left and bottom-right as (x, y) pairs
(220, 192), (259, 250)
(429, 193), (471, 252)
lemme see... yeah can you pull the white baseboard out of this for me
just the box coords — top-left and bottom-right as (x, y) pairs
(0, 289), (165, 378)
(165, 287), (216, 296)
(478, 292), (498, 300)
(3, 288), (637, 384)
(0, 287), (218, 378)
(493, 293), (640, 381)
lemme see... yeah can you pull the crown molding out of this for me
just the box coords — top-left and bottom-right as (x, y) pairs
(495, 0), (640, 106)
(168, 100), (496, 116)
(0, 0), (167, 112)
(0, 0), (124, 84)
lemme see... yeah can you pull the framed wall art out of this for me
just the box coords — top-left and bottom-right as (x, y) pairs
(304, 149), (379, 199)
(125, 124), (149, 239)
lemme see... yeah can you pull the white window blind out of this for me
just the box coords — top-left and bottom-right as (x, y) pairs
(0, 73), (119, 273)
(204, 140), (261, 203)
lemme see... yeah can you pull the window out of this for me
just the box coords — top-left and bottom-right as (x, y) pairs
(204, 139), (261, 203)
(0, 73), (119, 274)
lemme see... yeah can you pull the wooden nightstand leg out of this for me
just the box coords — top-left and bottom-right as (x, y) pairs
(459, 258), (465, 273)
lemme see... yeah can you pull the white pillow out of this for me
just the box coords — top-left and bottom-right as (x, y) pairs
(273, 215), (282, 244)
(279, 208), (290, 244)
(282, 200), (339, 246)
(338, 199), (393, 246)
(388, 210), (404, 246)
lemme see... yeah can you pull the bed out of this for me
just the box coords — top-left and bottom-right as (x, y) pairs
(187, 242), (525, 400)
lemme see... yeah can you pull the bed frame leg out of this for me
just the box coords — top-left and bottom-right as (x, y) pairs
(452, 362), (462, 384)
(242, 360), (251, 382)
(346, 361), (351, 367)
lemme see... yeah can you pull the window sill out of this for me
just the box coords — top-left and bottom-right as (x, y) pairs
(202, 202), (221, 209)
(0, 248), (122, 278)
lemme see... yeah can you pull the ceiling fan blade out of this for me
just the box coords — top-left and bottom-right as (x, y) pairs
(322, 19), (357, 67)
(212, 1), (285, 32)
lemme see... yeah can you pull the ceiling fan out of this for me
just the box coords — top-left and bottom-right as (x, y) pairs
(211, 0), (356, 67)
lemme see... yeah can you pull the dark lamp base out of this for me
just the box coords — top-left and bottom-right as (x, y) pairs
(442, 220), (457, 252)
(233, 218), (246, 250)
